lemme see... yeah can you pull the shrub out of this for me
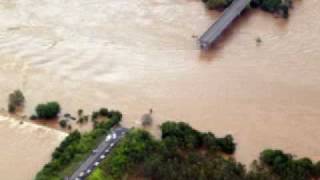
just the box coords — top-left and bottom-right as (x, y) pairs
(78, 109), (83, 117)
(30, 115), (38, 120)
(203, 0), (233, 9)
(59, 120), (67, 128)
(36, 102), (61, 119)
(91, 111), (99, 121)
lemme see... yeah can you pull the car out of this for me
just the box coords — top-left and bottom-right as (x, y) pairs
(105, 135), (111, 142)
(75, 178), (80, 180)
(94, 162), (100, 166)
(105, 149), (110, 153)
(86, 169), (91, 174)
(100, 155), (106, 159)
(92, 149), (97, 154)
(110, 143), (114, 147)
(112, 133), (117, 139)
(121, 131), (126, 135)
(79, 172), (85, 177)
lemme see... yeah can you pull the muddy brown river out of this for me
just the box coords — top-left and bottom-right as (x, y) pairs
(0, 0), (320, 179)
(0, 116), (66, 180)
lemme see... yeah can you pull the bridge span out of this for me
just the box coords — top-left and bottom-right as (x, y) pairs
(199, 0), (251, 49)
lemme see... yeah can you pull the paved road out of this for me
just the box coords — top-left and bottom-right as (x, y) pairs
(68, 127), (128, 180)
(199, 0), (251, 49)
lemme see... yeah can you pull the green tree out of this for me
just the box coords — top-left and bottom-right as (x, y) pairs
(36, 102), (61, 119)
(216, 135), (236, 154)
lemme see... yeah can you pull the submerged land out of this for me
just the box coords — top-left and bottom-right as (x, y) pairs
(0, 0), (320, 179)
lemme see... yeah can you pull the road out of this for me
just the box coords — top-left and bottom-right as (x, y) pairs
(68, 127), (128, 180)
(199, 0), (251, 49)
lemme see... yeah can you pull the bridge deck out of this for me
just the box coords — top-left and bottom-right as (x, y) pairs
(199, 0), (251, 49)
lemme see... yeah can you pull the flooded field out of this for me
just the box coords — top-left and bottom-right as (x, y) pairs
(0, 0), (319, 173)
(0, 116), (66, 180)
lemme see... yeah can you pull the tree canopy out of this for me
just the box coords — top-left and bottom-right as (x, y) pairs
(35, 102), (61, 119)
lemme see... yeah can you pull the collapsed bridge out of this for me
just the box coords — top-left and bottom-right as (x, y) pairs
(199, 0), (251, 50)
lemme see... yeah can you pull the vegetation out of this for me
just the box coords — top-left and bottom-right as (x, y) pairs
(202, 0), (233, 9)
(88, 121), (320, 180)
(160, 121), (236, 154)
(35, 109), (122, 180)
(35, 102), (61, 119)
(251, 0), (292, 18)
(36, 111), (320, 180)
(91, 108), (122, 127)
(8, 90), (25, 113)
(89, 122), (241, 180)
(202, 0), (293, 18)
(59, 119), (67, 128)
(257, 149), (320, 179)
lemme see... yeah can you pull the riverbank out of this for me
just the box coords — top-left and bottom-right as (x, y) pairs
(0, 115), (66, 180)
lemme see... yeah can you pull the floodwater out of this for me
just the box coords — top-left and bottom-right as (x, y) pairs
(0, 116), (66, 180)
(0, 0), (319, 174)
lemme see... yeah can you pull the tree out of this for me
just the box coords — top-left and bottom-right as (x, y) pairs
(216, 135), (236, 154)
(36, 102), (61, 119)
(313, 161), (320, 177)
(99, 108), (109, 117)
(8, 90), (25, 113)
(59, 119), (67, 128)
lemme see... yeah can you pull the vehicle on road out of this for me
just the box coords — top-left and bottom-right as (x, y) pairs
(69, 128), (128, 180)
(105, 135), (111, 142)
(112, 133), (117, 139)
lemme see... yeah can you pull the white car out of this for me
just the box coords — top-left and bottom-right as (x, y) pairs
(105, 135), (111, 142)
(105, 149), (110, 153)
(86, 169), (91, 174)
(100, 155), (106, 159)
(110, 143), (114, 147)
(79, 172), (85, 177)
(94, 162), (100, 166)
(112, 133), (117, 139)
